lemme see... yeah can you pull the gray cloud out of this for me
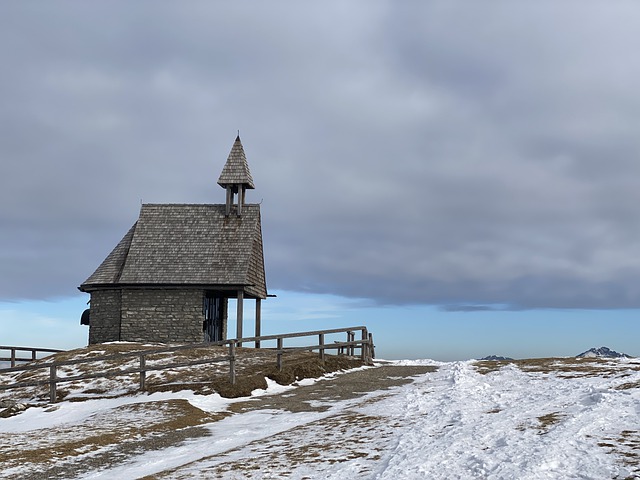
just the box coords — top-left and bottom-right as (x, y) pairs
(2, 1), (640, 310)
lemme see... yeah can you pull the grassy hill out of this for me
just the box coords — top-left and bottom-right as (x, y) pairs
(2, 352), (639, 479)
(0, 342), (365, 405)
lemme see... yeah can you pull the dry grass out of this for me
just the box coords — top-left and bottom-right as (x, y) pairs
(144, 411), (399, 479)
(0, 399), (221, 476)
(616, 380), (640, 391)
(474, 357), (640, 378)
(597, 430), (640, 476)
(535, 412), (564, 434)
(473, 359), (514, 375)
(0, 343), (366, 404)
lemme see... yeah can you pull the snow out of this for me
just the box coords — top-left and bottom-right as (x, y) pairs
(371, 361), (635, 479)
(577, 346), (632, 358)
(0, 377), (294, 434)
(2, 359), (639, 479)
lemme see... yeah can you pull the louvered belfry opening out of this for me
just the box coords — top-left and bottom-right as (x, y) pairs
(79, 135), (268, 346)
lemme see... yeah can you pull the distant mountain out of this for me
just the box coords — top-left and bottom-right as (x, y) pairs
(480, 355), (514, 361)
(576, 347), (633, 359)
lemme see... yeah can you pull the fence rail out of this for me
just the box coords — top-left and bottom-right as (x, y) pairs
(0, 345), (64, 368)
(0, 326), (374, 403)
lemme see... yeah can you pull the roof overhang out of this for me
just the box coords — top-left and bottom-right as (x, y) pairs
(78, 283), (267, 299)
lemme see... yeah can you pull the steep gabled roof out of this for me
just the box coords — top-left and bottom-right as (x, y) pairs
(80, 203), (267, 298)
(217, 136), (255, 189)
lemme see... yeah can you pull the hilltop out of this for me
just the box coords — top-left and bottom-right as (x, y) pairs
(0, 342), (365, 407)
(0, 344), (640, 480)
(2, 352), (640, 479)
(577, 346), (633, 359)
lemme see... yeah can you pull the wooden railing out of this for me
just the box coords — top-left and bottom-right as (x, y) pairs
(0, 345), (64, 368)
(0, 326), (374, 403)
(236, 326), (375, 367)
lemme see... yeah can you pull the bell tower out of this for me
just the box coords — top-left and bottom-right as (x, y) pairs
(217, 135), (255, 216)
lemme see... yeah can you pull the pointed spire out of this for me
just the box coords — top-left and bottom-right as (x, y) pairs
(217, 135), (255, 190)
(218, 135), (256, 216)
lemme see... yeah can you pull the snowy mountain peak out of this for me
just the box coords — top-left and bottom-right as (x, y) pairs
(480, 355), (514, 361)
(576, 346), (632, 359)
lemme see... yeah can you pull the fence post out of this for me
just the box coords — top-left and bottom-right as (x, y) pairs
(10, 348), (16, 368)
(345, 332), (350, 356)
(346, 331), (355, 356)
(351, 331), (356, 356)
(31, 349), (37, 361)
(49, 364), (57, 403)
(277, 337), (283, 371)
(319, 333), (325, 362)
(229, 341), (236, 385)
(139, 354), (146, 391)
(369, 333), (375, 359)
(361, 329), (368, 362)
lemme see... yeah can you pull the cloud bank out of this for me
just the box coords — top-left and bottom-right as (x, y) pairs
(2, 1), (640, 310)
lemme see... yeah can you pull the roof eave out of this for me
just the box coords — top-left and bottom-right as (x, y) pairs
(79, 282), (265, 298)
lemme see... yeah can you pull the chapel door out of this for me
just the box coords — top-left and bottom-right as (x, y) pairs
(203, 293), (224, 342)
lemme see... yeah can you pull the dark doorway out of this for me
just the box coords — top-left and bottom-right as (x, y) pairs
(203, 292), (224, 342)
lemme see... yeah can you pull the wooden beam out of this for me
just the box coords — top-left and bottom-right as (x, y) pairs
(255, 298), (261, 348)
(49, 364), (57, 403)
(236, 290), (244, 346)
(139, 354), (146, 390)
(225, 186), (232, 216)
(229, 341), (236, 385)
(238, 186), (244, 216)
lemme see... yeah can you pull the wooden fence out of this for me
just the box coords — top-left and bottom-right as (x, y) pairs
(0, 345), (64, 368)
(0, 326), (374, 403)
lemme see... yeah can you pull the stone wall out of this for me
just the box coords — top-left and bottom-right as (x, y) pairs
(88, 288), (231, 345)
(88, 290), (122, 344)
(120, 289), (205, 343)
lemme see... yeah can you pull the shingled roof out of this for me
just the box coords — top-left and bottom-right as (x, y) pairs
(217, 136), (255, 189)
(79, 203), (267, 299)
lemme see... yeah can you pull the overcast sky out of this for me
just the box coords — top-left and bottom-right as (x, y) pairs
(2, 1), (640, 317)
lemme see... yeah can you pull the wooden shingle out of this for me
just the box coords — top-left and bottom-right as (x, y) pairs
(79, 203), (267, 298)
(217, 136), (255, 189)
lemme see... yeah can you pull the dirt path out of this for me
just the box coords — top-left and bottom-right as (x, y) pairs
(230, 363), (437, 414)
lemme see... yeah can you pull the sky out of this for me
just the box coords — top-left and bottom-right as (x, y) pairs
(1, 1), (640, 360)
